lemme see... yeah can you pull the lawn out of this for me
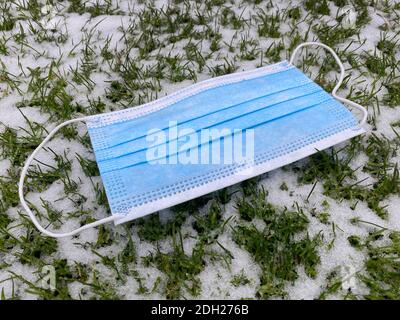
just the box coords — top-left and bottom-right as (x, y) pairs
(0, 0), (399, 300)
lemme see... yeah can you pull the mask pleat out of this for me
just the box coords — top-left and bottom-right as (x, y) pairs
(89, 67), (308, 150)
(102, 100), (358, 211)
(95, 85), (326, 165)
(98, 92), (333, 174)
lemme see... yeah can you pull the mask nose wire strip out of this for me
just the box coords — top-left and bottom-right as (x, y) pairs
(289, 41), (368, 126)
(18, 117), (121, 238)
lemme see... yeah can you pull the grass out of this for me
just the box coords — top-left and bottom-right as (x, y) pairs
(327, 228), (400, 300)
(361, 231), (400, 300)
(297, 137), (400, 219)
(0, 0), (399, 300)
(231, 269), (252, 287)
(233, 188), (322, 298)
(0, 114), (47, 167)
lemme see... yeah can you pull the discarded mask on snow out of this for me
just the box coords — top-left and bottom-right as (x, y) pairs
(19, 42), (367, 237)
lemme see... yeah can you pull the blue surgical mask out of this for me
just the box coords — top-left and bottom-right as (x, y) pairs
(19, 42), (367, 237)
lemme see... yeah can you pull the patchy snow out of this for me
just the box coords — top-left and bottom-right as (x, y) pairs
(0, 0), (399, 300)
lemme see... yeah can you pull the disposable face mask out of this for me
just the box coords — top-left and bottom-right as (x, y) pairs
(19, 42), (367, 238)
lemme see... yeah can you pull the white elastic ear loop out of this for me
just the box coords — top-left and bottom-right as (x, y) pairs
(289, 41), (368, 126)
(18, 117), (121, 238)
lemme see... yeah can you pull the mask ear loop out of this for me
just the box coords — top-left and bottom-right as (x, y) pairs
(18, 117), (121, 238)
(289, 41), (368, 126)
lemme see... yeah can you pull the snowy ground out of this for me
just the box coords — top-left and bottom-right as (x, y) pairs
(0, 0), (400, 300)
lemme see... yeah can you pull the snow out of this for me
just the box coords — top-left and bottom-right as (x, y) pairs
(0, 0), (399, 300)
